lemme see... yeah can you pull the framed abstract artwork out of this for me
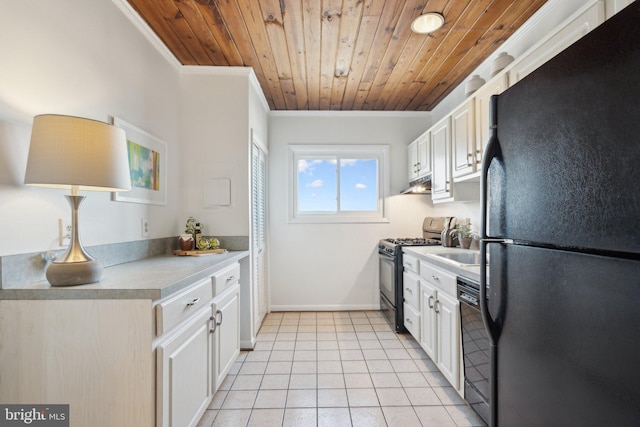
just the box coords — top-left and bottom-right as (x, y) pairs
(111, 117), (167, 205)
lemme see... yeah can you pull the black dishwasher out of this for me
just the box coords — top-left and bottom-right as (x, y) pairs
(457, 276), (489, 426)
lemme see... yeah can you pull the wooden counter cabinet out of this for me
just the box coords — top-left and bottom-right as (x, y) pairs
(0, 258), (244, 427)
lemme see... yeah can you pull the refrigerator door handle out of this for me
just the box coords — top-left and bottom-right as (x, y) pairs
(481, 95), (502, 427)
(480, 95), (502, 345)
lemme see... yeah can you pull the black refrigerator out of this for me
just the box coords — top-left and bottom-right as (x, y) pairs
(479, 2), (640, 426)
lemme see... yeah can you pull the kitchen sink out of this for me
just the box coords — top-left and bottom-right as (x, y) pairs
(430, 251), (487, 266)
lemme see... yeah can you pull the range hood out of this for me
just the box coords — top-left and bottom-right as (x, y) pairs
(401, 174), (432, 194)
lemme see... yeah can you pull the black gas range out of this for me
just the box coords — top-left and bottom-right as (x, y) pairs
(378, 217), (452, 332)
(379, 237), (442, 256)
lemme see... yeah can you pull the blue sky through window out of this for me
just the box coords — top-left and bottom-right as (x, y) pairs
(297, 157), (378, 212)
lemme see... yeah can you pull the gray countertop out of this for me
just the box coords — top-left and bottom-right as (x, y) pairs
(402, 246), (485, 283)
(0, 251), (249, 301)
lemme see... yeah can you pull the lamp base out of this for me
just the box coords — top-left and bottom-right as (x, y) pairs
(46, 259), (104, 286)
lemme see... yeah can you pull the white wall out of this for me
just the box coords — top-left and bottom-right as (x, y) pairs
(179, 68), (269, 238)
(269, 112), (438, 310)
(0, 0), (181, 256)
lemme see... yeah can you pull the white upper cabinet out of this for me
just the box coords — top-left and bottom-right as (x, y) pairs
(405, 0), (611, 202)
(408, 140), (419, 182)
(451, 98), (477, 180)
(430, 116), (452, 203)
(473, 73), (509, 167)
(610, 0), (633, 16)
(508, 1), (605, 86)
(408, 131), (431, 182)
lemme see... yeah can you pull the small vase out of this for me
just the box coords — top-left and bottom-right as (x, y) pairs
(178, 235), (194, 251)
(459, 236), (473, 249)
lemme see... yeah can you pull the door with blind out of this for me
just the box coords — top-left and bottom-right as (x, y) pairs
(251, 139), (268, 329)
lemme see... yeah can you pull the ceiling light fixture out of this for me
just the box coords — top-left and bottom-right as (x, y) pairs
(411, 12), (445, 34)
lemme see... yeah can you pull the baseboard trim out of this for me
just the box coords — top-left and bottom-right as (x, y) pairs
(240, 339), (256, 351)
(268, 304), (380, 312)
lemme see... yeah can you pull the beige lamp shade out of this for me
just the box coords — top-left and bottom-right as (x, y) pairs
(25, 115), (132, 192)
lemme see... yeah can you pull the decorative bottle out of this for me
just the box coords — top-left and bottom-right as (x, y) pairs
(194, 223), (202, 249)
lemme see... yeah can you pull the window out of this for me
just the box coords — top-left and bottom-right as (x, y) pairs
(288, 144), (390, 223)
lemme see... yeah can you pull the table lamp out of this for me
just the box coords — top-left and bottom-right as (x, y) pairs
(24, 115), (132, 286)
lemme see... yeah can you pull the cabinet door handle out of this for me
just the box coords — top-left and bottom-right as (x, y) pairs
(406, 318), (413, 324)
(476, 149), (482, 163)
(209, 314), (217, 333)
(431, 275), (440, 281)
(428, 295), (434, 309)
(405, 261), (413, 268)
(467, 153), (474, 166)
(434, 299), (441, 314)
(405, 287), (413, 294)
(226, 275), (236, 282)
(216, 309), (223, 326)
(417, 162), (421, 171)
(186, 297), (200, 306)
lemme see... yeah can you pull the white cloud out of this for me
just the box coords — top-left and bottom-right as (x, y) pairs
(307, 179), (323, 188)
(298, 159), (326, 174)
(341, 159), (358, 167)
(355, 183), (367, 189)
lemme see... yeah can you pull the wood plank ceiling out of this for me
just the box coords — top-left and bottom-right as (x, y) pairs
(127, 0), (547, 111)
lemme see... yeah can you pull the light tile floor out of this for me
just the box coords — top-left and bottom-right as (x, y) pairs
(197, 311), (485, 427)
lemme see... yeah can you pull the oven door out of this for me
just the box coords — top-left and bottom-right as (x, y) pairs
(378, 251), (396, 306)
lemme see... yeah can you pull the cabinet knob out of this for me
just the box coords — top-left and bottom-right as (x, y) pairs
(186, 297), (200, 306)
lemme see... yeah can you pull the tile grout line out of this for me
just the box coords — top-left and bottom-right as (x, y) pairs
(203, 311), (484, 427)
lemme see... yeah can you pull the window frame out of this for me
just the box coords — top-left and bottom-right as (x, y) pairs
(288, 144), (390, 224)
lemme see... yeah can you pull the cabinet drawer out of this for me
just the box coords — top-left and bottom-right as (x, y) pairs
(419, 261), (457, 296)
(403, 302), (420, 340)
(156, 278), (213, 336)
(212, 263), (240, 296)
(403, 272), (420, 309)
(402, 254), (419, 274)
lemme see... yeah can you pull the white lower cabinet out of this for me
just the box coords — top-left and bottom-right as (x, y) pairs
(419, 261), (463, 394)
(420, 281), (437, 360)
(157, 308), (213, 427)
(156, 261), (241, 427)
(213, 283), (240, 390)
(434, 290), (461, 389)
(402, 254), (421, 340)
